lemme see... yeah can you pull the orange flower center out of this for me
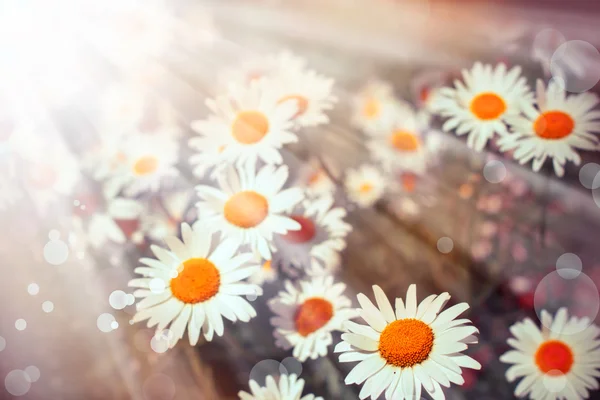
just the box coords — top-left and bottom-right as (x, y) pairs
(535, 340), (574, 375)
(231, 111), (269, 144)
(363, 97), (380, 119)
(390, 131), (420, 152)
(224, 191), (269, 228)
(359, 183), (373, 193)
(534, 111), (574, 140)
(278, 95), (309, 118)
(419, 87), (430, 103)
(470, 92), (506, 120)
(133, 156), (159, 176)
(401, 172), (417, 192)
(284, 215), (316, 243)
(262, 260), (272, 271)
(170, 258), (220, 304)
(378, 319), (434, 367)
(294, 297), (334, 336)
(308, 169), (325, 186)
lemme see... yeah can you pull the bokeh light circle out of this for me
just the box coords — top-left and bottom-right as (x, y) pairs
(48, 230), (60, 241)
(280, 357), (303, 377)
(555, 253), (582, 279)
(27, 283), (39, 295)
(126, 294), (136, 306)
(550, 40), (600, 93)
(249, 359), (282, 386)
(437, 237), (453, 254)
(534, 271), (599, 334)
(109, 290), (128, 310)
(483, 160), (506, 183)
(579, 163), (600, 189)
(150, 330), (174, 353)
(42, 301), (54, 313)
(5, 370), (31, 396)
(592, 171), (600, 208)
(142, 373), (176, 400)
(97, 313), (117, 333)
(24, 366), (40, 383)
(44, 238), (69, 265)
(542, 371), (567, 393)
(15, 319), (27, 331)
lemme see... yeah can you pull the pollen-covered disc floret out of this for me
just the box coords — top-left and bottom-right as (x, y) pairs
(498, 79), (600, 177)
(500, 308), (600, 400)
(238, 374), (323, 400)
(129, 223), (262, 347)
(335, 284), (481, 400)
(269, 276), (357, 362)
(431, 62), (532, 151)
(195, 164), (304, 260)
(190, 79), (298, 172)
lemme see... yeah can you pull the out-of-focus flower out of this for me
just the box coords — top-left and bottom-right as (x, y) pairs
(136, 191), (193, 243)
(295, 158), (337, 198)
(104, 133), (179, 198)
(273, 195), (352, 276)
(248, 259), (278, 285)
(238, 374), (323, 400)
(269, 276), (356, 361)
(500, 308), (600, 399)
(191, 80), (298, 171)
(335, 284), (481, 400)
(352, 80), (400, 134)
(344, 164), (386, 208)
(499, 79), (600, 177)
(432, 63), (532, 151)
(130, 223), (262, 346)
(195, 165), (304, 260)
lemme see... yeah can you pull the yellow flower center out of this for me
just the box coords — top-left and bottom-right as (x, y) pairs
(278, 95), (309, 118)
(470, 92), (506, 120)
(224, 191), (269, 229)
(133, 156), (159, 176)
(390, 131), (420, 152)
(170, 258), (220, 304)
(535, 340), (574, 374)
(294, 297), (334, 337)
(378, 319), (434, 367)
(231, 111), (269, 144)
(362, 97), (380, 119)
(359, 183), (373, 193)
(262, 260), (272, 271)
(534, 111), (574, 140)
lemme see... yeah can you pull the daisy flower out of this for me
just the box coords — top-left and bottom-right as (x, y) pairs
(295, 158), (337, 198)
(367, 102), (430, 174)
(195, 164), (304, 260)
(269, 276), (356, 362)
(344, 165), (387, 208)
(498, 79), (600, 177)
(274, 68), (337, 128)
(219, 50), (307, 89)
(188, 134), (228, 178)
(500, 308), (600, 400)
(335, 284), (481, 400)
(191, 80), (298, 170)
(432, 62), (532, 151)
(130, 223), (262, 346)
(73, 196), (142, 249)
(248, 259), (278, 285)
(352, 80), (400, 134)
(238, 374), (322, 400)
(136, 191), (193, 243)
(273, 195), (352, 276)
(104, 133), (179, 198)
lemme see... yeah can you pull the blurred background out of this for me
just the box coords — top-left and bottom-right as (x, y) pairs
(1, 0), (600, 399)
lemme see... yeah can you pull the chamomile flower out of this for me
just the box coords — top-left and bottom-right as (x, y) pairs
(130, 223), (262, 346)
(295, 158), (337, 198)
(248, 259), (278, 285)
(367, 102), (430, 174)
(273, 195), (352, 276)
(335, 284), (481, 400)
(269, 276), (356, 362)
(238, 374), (322, 400)
(219, 50), (307, 89)
(498, 79), (600, 177)
(344, 165), (387, 208)
(195, 164), (304, 260)
(104, 133), (179, 198)
(274, 68), (337, 128)
(352, 80), (400, 134)
(188, 134), (228, 178)
(432, 62), (532, 151)
(73, 196), (142, 249)
(500, 308), (600, 400)
(135, 191), (193, 243)
(191, 80), (298, 170)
